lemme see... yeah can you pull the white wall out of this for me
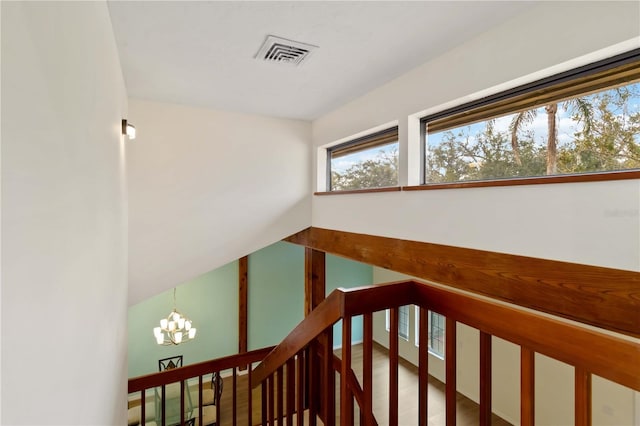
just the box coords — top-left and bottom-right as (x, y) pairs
(127, 99), (311, 305)
(1, 2), (128, 424)
(312, 2), (640, 424)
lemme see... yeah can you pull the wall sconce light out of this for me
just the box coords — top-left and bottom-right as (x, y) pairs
(122, 119), (136, 140)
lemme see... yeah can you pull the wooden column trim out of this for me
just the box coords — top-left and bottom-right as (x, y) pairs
(521, 347), (535, 426)
(479, 331), (492, 426)
(239, 256), (248, 363)
(575, 367), (592, 426)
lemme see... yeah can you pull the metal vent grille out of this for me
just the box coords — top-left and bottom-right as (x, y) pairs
(255, 35), (317, 66)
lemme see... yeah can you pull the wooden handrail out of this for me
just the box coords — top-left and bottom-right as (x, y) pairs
(412, 281), (640, 391)
(128, 346), (274, 393)
(251, 291), (342, 385)
(252, 280), (640, 392)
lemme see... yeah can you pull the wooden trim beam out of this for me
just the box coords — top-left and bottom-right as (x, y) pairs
(285, 227), (640, 337)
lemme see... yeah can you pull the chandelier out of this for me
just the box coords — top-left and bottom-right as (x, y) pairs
(153, 288), (197, 345)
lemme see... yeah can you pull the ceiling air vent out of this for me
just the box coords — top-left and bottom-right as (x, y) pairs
(255, 35), (317, 66)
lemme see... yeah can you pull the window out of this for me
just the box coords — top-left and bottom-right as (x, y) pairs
(385, 305), (409, 341)
(428, 311), (445, 358)
(328, 127), (398, 191)
(423, 49), (640, 185)
(415, 306), (445, 359)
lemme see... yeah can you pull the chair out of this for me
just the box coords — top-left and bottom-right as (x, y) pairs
(155, 356), (193, 426)
(191, 371), (223, 426)
(159, 355), (183, 371)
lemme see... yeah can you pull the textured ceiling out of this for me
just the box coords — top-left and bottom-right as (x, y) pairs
(107, 1), (534, 120)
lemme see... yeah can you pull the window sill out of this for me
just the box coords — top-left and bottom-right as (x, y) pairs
(315, 171), (640, 195)
(428, 350), (445, 361)
(314, 186), (401, 196)
(405, 170), (640, 191)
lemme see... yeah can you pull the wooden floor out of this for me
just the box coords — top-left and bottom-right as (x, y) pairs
(215, 343), (511, 426)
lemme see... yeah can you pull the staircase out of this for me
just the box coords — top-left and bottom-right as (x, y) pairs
(128, 280), (639, 426)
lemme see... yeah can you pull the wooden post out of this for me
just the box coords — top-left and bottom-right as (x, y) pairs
(341, 316), (354, 426)
(305, 248), (326, 316)
(323, 328), (335, 426)
(521, 347), (535, 426)
(445, 318), (457, 426)
(389, 307), (399, 426)
(575, 367), (592, 426)
(304, 248), (325, 423)
(239, 256), (248, 369)
(363, 312), (374, 425)
(479, 331), (492, 426)
(286, 358), (295, 426)
(297, 352), (304, 426)
(418, 307), (429, 426)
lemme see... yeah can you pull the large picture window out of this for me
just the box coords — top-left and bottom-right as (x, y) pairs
(423, 49), (640, 185)
(328, 127), (399, 191)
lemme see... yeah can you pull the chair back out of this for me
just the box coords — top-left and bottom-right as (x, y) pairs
(211, 372), (224, 406)
(159, 355), (183, 371)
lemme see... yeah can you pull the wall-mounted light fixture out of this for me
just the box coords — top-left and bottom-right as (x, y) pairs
(122, 119), (136, 140)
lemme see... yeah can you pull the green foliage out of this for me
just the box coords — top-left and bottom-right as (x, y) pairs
(331, 148), (398, 190)
(330, 83), (639, 188)
(426, 82), (640, 183)
(558, 86), (640, 173)
(426, 124), (546, 183)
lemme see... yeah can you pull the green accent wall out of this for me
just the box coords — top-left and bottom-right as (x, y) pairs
(326, 253), (372, 347)
(128, 241), (373, 378)
(128, 261), (239, 378)
(247, 242), (305, 350)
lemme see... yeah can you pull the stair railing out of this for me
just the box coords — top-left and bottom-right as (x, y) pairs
(128, 346), (273, 426)
(251, 280), (640, 426)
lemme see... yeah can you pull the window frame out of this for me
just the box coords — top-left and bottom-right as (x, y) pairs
(428, 311), (445, 359)
(385, 305), (410, 342)
(414, 306), (445, 359)
(420, 48), (640, 186)
(326, 126), (399, 192)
